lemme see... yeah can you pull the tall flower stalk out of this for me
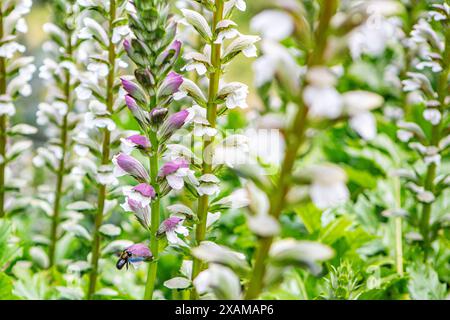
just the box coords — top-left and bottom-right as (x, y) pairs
(175, 0), (260, 299)
(245, 0), (386, 299)
(0, 6), (5, 218)
(419, 17), (449, 255)
(76, 0), (130, 299)
(0, 0), (35, 217)
(116, 0), (189, 300)
(396, 3), (450, 258)
(390, 0), (424, 277)
(190, 0), (224, 288)
(245, 0), (339, 299)
(35, 0), (83, 268)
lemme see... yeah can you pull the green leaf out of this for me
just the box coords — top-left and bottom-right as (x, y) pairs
(344, 165), (377, 189)
(407, 263), (447, 300)
(0, 273), (17, 299)
(0, 220), (21, 269)
(295, 203), (322, 234)
(319, 216), (353, 245)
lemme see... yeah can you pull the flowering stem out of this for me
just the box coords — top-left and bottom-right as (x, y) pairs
(48, 33), (73, 268)
(144, 126), (160, 300)
(245, 0), (337, 299)
(87, 0), (116, 299)
(190, 0), (224, 299)
(0, 9), (6, 218)
(419, 26), (450, 258)
(245, 102), (308, 299)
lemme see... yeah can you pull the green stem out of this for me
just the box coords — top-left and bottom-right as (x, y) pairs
(144, 129), (160, 300)
(245, 0), (338, 299)
(48, 30), (73, 268)
(48, 114), (69, 267)
(245, 103), (308, 299)
(0, 8), (7, 218)
(190, 0), (224, 300)
(419, 25), (450, 258)
(87, 0), (116, 299)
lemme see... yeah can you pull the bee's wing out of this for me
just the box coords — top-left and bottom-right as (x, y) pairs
(129, 260), (141, 269)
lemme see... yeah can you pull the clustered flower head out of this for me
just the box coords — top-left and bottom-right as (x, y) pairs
(110, 1), (201, 301)
(34, 0), (86, 178)
(115, 0), (198, 226)
(159, 0), (265, 299)
(0, 0), (35, 215)
(31, 0), (92, 268)
(393, 4), (450, 243)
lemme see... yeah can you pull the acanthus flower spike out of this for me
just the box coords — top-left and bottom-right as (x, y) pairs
(179, 0), (260, 298)
(119, 0), (189, 301)
(0, 0), (35, 218)
(33, 0), (84, 269)
(77, 0), (131, 299)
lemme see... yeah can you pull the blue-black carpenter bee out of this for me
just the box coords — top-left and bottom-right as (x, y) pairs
(116, 243), (152, 270)
(116, 250), (132, 270)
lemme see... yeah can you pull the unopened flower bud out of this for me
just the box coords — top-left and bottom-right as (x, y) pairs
(121, 78), (147, 103)
(149, 107), (169, 128)
(156, 40), (182, 66)
(135, 68), (155, 88)
(158, 109), (192, 142)
(158, 72), (183, 99)
(125, 95), (149, 126)
(113, 153), (150, 182)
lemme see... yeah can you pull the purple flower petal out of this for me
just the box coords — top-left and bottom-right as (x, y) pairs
(123, 39), (131, 53)
(158, 72), (183, 97)
(121, 78), (139, 96)
(121, 78), (146, 103)
(159, 158), (189, 177)
(127, 134), (151, 149)
(158, 216), (183, 235)
(125, 94), (138, 111)
(164, 216), (183, 230)
(169, 109), (190, 129)
(158, 109), (191, 143)
(126, 243), (152, 259)
(125, 95), (148, 125)
(124, 198), (151, 229)
(157, 40), (182, 65)
(133, 183), (156, 198)
(115, 153), (149, 181)
(170, 40), (182, 58)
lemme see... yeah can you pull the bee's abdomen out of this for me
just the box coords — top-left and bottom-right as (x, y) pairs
(116, 258), (127, 270)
